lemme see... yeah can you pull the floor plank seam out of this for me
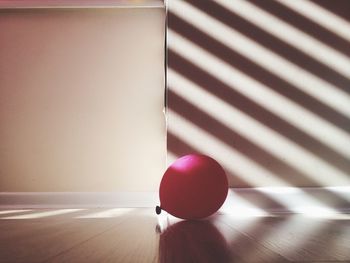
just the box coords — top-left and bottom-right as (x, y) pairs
(218, 217), (293, 263)
(39, 216), (132, 263)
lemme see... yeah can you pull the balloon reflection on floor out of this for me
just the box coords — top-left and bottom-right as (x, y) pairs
(158, 220), (231, 263)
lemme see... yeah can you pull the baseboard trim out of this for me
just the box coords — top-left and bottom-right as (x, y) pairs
(1, 187), (349, 213)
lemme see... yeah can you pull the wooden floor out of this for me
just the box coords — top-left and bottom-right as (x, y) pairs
(0, 208), (349, 263)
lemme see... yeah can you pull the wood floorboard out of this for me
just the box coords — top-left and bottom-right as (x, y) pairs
(48, 209), (159, 263)
(220, 214), (350, 262)
(158, 215), (245, 263)
(215, 215), (292, 263)
(0, 209), (132, 263)
(0, 209), (349, 263)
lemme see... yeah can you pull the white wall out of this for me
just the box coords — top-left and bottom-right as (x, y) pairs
(166, 0), (350, 188)
(0, 7), (165, 191)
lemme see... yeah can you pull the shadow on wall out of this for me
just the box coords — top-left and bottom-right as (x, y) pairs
(166, 0), (350, 188)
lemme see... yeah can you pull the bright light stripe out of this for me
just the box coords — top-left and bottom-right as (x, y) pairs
(170, 70), (348, 212)
(1, 209), (83, 219)
(326, 186), (350, 202)
(242, 187), (350, 215)
(76, 208), (133, 219)
(170, 0), (350, 119)
(0, 210), (32, 215)
(255, 188), (336, 215)
(221, 191), (269, 217)
(276, 0), (350, 42)
(169, 70), (350, 186)
(215, 0), (350, 79)
(168, 110), (292, 187)
(223, 188), (350, 218)
(166, 152), (178, 166)
(318, 214), (350, 220)
(168, 30), (350, 160)
(156, 211), (170, 233)
(171, 1), (350, 117)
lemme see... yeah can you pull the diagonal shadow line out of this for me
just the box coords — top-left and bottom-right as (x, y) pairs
(247, 0), (350, 56)
(310, 0), (350, 22)
(185, 0), (350, 95)
(168, 11), (350, 135)
(168, 89), (350, 210)
(169, 89), (317, 187)
(167, 133), (294, 213)
(168, 50), (350, 176)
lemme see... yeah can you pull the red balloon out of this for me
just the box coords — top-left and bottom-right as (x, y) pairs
(157, 154), (228, 220)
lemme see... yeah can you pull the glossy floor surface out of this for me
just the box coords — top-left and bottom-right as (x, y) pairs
(0, 208), (349, 263)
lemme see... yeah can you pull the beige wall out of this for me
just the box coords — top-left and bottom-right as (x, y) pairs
(0, 7), (165, 191)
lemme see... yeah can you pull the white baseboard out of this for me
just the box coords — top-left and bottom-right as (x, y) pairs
(1, 187), (349, 214)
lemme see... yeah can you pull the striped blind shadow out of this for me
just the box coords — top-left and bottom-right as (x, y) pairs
(310, 0), (350, 22)
(166, 1), (350, 212)
(167, 92), (350, 212)
(168, 50), (350, 176)
(187, 0), (350, 94)
(168, 89), (317, 187)
(168, 11), (350, 135)
(251, 0), (350, 55)
(169, 2), (348, 175)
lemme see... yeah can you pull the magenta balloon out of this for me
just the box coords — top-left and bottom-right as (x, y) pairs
(158, 154), (228, 219)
